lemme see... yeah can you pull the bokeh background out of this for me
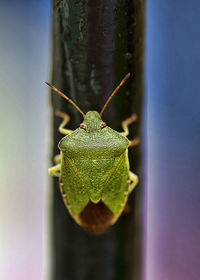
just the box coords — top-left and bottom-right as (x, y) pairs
(0, 1), (200, 280)
(0, 1), (50, 280)
(146, 1), (200, 280)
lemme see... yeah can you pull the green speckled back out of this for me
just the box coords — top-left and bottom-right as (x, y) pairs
(59, 126), (128, 159)
(60, 151), (129, 216)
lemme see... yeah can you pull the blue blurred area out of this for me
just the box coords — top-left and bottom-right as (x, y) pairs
(146, 1), (200, 280)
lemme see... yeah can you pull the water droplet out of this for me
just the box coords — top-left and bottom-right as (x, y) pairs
(124, 52), (132, 60)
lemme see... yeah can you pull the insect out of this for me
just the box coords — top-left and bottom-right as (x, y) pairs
(45, 73), (139, 234)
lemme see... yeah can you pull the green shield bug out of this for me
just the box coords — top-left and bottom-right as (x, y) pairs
(45, 73), (139, 234)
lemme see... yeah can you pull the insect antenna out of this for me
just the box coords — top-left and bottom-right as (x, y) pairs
(100, 73), (131, 117)
(45, 82), (85, 118)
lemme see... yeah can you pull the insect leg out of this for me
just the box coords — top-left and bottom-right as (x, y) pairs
(56, 110), (74, 135)
(128, 137), (140, 147)
(48, 164), (61, 177)
(128, 171), (139, 193)
(121, 114), (137, 136)
(54, 154), (61, 164)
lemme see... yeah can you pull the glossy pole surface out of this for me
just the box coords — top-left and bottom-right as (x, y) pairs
(50, 1), (145, 279)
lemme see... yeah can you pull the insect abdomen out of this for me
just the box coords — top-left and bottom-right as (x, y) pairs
(79, 201), (114, 234)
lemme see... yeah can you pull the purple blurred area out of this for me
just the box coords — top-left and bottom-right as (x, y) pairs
(146, 1), (200, 280)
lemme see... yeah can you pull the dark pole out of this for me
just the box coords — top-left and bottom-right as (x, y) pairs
(49, 1), (145, 279)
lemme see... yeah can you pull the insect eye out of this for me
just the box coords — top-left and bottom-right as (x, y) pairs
(80, 123), (86, 129)
(101, 122), (106, 128)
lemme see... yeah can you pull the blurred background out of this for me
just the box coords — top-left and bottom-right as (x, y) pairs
(0, 1), (200, 280)
(146, 1), (200, 280)
(0, 1), (50, 279)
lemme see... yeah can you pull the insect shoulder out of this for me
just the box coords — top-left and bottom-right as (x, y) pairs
(59, 127), (128, 159)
